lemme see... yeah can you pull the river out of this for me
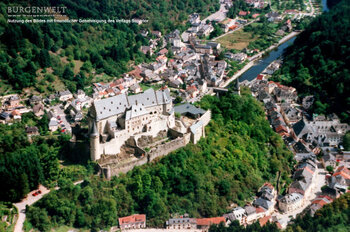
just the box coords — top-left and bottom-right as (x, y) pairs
(238, 37), (296, 82)
(322, 0), (329, 12)
(236, 0), (329, 83)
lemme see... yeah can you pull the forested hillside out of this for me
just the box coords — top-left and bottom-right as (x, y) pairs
(0, 114), (92, 202)
(0, 0), (219, 93)
(26, 90), (294, 231)
(272, 0), (350, 122)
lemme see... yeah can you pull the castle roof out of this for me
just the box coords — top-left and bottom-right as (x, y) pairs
(93, 88), (171, 121)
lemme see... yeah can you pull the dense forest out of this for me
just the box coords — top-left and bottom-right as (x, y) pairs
(0, 0), (219, 93)
(209, 193), (350, 232)
(271, 0), (350, 122)
(26, 90), (294, 231)
(0, 112), (93, 202)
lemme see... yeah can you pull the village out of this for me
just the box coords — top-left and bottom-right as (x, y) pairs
(2, 1), (350, 232)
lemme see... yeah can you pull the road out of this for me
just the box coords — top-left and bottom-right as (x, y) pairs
(272, 166), (326, 228)
(13, 180), (83, 232)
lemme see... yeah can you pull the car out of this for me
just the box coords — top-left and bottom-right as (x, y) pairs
(32, 192), (37, 196)
(37, 190), (42, 194)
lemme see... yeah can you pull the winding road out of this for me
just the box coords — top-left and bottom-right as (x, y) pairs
(13, 180), (83, 232)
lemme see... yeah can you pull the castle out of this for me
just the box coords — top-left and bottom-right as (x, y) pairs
(89, 88), (177, 161)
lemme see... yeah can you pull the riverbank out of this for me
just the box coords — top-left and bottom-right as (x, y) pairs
(221, 31), (300, 88)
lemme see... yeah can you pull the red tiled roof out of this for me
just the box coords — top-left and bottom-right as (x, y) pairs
(159, 48), (168, 55)
(276, 125), (288, 133)
(11, 110), (21, 116)
(256, 207), (266, 214)
(196, 217), (225, 226)
(128, 66), (142, 80)
(333, 166), (350, 179)
(259, 216), (271, 227)
(311, 199), (327, 207)
(257, 74), (264, 80)
(239, 11), (248, 16)
(263, 182), (274, 190)
(119, 214), (146, 226)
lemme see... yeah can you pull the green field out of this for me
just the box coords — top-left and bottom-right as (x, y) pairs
(217, 29), (258, 50)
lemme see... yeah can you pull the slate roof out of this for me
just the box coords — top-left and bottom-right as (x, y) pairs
(126, 104), (149, 120)
(293, 119), (309, 137)
(93, 88), (171, 121)
(253, 198), (273, 210)
(174, 103), (205, 116)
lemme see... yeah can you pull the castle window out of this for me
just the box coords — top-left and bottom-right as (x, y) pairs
(104, 107), (106, 109)
(111, 101), (113, 104)
(119, 102), (121, 105)
(100, 112), (102, 114)
(109, 109), (111, 112)
(117, 107), (119, 109)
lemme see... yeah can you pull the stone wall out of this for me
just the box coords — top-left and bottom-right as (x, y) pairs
(100, 133), (191, 179)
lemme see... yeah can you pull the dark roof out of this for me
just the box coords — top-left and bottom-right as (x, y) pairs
(174, 103), (205, 116)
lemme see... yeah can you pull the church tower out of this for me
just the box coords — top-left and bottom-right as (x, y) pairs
(90, 122), (100, 161)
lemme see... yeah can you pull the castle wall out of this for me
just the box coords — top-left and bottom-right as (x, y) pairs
(100, 133), (192, 179)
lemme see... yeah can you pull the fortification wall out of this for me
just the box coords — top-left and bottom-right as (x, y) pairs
(100, 134), (191, 179)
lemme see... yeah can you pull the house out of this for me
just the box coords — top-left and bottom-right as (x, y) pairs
(196, 217), (225, 232)
(0, 112), (10, 122)
(29, 95), (42, 105)
(151, 30), (162, 38)
(231, 53), (247, 62)
(140, 46), (153, 56)
(186, 85), (199, 99)
(292, 116), (350, 147)
(118, 214), (146, 230)
(189, 13), (201, 25)
(198, 24), (214, 37)
(322, 152), (337, 168)
(267, 12), (281, 22)
(239, 11), (249, 16)
(224, 207), (246, 225)
(58, 90), (73, 101)
(278, 193), (304, 213)
(129, 83), (142, 94)
(252, 13), (260, 19)
(282, 107), (302, 125)
(48, 117), (59, 132)
(309, 195), (333, 216)
(26, 126), (39, 137)
(166, 215), (197, 230)
(158, 48), (168, 56)
(33, 103), (45, 117)
(75, 89), (86, 99)
(220, 18), (236, 32)
(6, 95), (21, 109)
(328, 166), (350, 192)
(11, 110), (21, 120)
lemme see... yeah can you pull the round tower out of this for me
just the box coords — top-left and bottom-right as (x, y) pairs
(90, 122), (100, 161)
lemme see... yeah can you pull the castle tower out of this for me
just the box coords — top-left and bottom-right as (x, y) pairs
(90, 122), (100, 161)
